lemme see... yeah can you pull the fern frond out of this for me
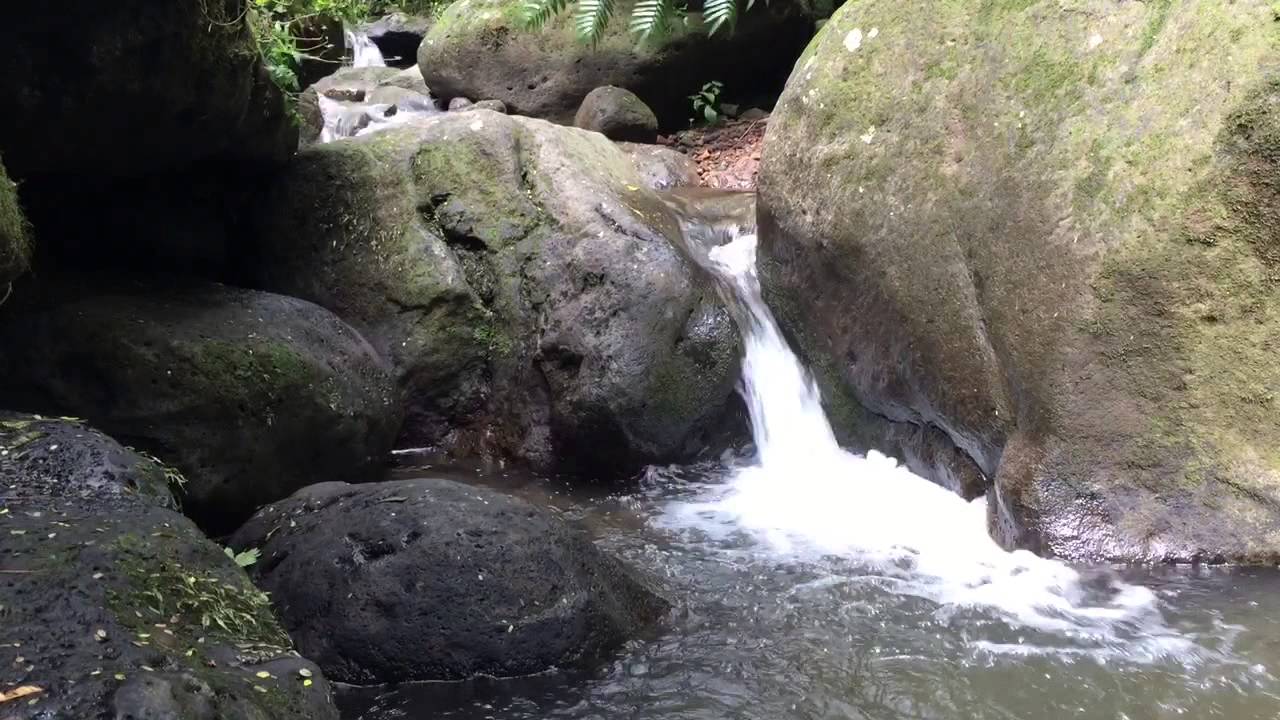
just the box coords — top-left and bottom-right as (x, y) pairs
(703, 0), (738, 35)
(630, 0), (675, 40)
(574, 0), (615, 43)
(522, 0), (570, 29)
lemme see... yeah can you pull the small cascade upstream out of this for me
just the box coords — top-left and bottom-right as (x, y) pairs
(664, 226), (1205, 662)
(317, 28), (440, 143)
(346, 27), (387, 68)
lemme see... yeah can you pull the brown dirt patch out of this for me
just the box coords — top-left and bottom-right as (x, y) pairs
(663, 117), (768, 191)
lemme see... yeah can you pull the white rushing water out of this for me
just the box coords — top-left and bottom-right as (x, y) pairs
(318, 29), (439, 143)
(346, 28), (387, 68)
(659, 230), (1208, 664)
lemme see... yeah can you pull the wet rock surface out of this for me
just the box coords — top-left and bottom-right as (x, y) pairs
(254, 111), (740, 478)
(231, 478), (668, 684)
(759, 0), (1280, 562)
(0, 278), (400, 531)
(0, 416), (339, 720)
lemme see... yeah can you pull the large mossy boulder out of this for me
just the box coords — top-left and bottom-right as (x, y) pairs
(230, 478), (667, 683)
(0, 415), (339, 719)
(416, 0), (820, 126)
(254, 111), (739, 476)
(758, 0), (1280, 562)
(0, 0), (295, 180)
(0, 156), (28, 286)
(0, 278), (400, 530)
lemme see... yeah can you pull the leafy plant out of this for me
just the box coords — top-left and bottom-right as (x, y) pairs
(224, 546), (262, 568)
(523, 0), (765, 44)
(690, 80), (724, 124)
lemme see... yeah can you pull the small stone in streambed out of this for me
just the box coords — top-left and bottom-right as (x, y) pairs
(448, 96), (474, 111)
(230, 479), (669, 685)
(575, 86), (659, 143)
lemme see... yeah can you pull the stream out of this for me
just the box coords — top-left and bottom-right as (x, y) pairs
(337, 226), (1280, 719)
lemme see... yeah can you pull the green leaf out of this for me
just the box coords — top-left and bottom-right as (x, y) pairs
(703, 0), (738, 34)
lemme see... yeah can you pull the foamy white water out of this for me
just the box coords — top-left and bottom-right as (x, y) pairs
(346, 28), (387, 68)
(659, 230), (1206, 663)
(317, 29), (440, 143)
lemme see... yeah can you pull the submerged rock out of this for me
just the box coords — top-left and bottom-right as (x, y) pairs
(758, 0), (1280, 562)
(0, 156), (28, 287)
(417, 0), (819, 126)
(0, 278), (400, 530)
(231, 478), (667, 684)
(0, 0), (295, 179)
(0, 415), (339, 719)
(575, 86), (660, 143)
(254, 111), (740, 477)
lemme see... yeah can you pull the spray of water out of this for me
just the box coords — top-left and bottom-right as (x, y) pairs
(660, 230), (1208, 663)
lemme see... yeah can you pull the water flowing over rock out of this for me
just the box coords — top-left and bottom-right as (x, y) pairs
(254, 111), (740, 477)
(0, 279), (401, 531)
(417, 0), (821, 125)
(230, 479), (668, 684)
(0, 415), (339, 719)
(0, 0), (295, 180)
(758, 0), (1280, 562)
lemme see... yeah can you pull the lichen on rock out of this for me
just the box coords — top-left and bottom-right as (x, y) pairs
(759, 0), (1280, 562)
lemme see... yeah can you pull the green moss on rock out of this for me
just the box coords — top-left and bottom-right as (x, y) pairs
(760, 0), (1280, 561)
(0, 156), (29, 287)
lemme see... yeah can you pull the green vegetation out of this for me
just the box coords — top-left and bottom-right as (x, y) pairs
(522, 0), (760, 43)
(689, 80), (724, 123)
(246, 0), (452, 92)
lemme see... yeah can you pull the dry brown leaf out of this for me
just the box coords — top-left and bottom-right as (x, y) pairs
(0, 685), (43, 704)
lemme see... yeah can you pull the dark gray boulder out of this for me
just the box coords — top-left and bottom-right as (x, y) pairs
(230, 478), (668, 684)
(254, 112), (740, 478)
(0, 0), (295, 180)
(0, 416), (339, 720)
(620, 143), (698, 190)
(575, 86), (659, 143)
(0, 278), (401, 531)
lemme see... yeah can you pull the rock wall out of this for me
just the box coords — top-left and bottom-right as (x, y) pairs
(759, 0), (1280, 562)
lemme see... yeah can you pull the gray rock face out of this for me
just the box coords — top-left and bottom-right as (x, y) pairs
(255, 112), (740, 478)
(575, 86), (660, 143)
(0, 416), (339, 720)
(620, 143), (699, 190)
(231, 478), (668, 684)
(0, 0), (295, 179)
(417, 0), (820, 126)
(758, 0), (1280, 562)
(0, 278), (401, 530)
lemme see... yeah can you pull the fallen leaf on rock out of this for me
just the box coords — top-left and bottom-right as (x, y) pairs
(0, 685), (41, 704)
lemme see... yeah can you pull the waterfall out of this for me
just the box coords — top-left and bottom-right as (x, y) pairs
(346, 28), (387, 68)
(666, 228), (1198, 661)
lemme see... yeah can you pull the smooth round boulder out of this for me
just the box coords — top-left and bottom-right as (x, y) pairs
(0, 0), (295, 179)
(447, 96), (474, 111)
(575, 86), (659, 143)
(254, 112), (740, 478)
(0, 277), (401, 530)
(1, 416), (338, 720)
(759, 0), (1280, 562)
(231, 479), (668, 684)
(0, 156), (28, 286)
(417, 0), (820, 126)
